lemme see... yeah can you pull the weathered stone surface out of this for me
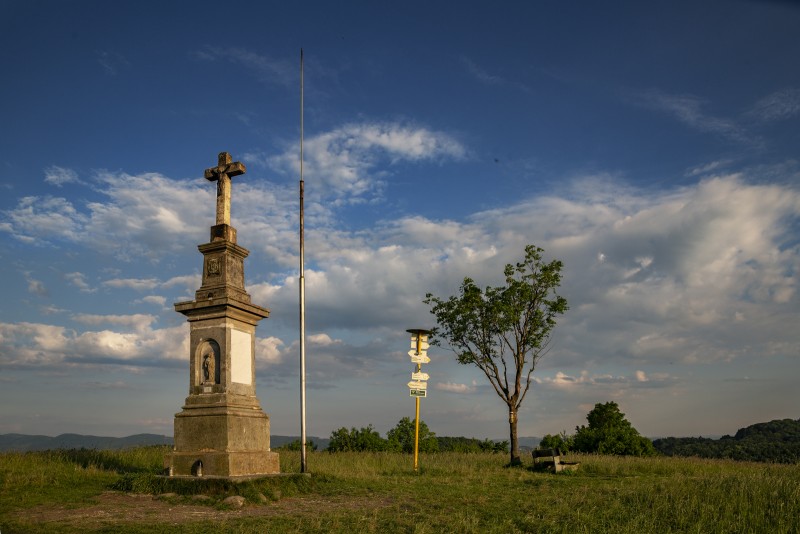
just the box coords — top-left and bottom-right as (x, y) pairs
(194, 239), (253, 302)
(222, 495), (246, 508)
(165, 151), (279, 479)
(204, 152), (246, 227)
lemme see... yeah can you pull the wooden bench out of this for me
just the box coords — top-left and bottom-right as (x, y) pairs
(532, 448), (579, 472)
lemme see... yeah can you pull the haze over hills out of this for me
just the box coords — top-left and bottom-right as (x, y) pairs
(0, 433), (328, 452)
(5, 420), (797, 460)
(0, 433), (538, 453)
(0, 433), (173, 452)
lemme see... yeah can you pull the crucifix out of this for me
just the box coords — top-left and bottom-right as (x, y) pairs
(204, 152), (246, 226)
(168, 150), (277, 478)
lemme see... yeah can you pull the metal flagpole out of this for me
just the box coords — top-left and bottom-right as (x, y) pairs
(299, 48), (308, 473)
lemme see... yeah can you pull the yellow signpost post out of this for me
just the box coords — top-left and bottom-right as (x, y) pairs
(406, 328), (431, 472)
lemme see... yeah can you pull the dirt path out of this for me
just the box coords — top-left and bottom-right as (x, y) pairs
(14, 491), (393, 529)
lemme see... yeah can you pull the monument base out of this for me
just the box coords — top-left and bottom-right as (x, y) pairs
(165, 393), (280, 478)
(165, 450), (280, 478)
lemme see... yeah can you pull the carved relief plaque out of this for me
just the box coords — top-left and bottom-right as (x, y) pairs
(207, 258), (221, 276)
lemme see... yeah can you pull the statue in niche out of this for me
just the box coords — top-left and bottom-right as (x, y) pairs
(197, 339), (220, 386)
(202, 352), (216, 384)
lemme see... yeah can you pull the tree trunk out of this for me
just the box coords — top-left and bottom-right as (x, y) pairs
(509, 408), (521, 465)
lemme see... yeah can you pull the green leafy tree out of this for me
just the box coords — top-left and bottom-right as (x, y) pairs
(436, 437), (508, 453)
(572, 402), (656, 456)
(327, 425), (387, 452)
(425, 245), (568, 465)
(540, 431), (574, 453)
(486, 439), (510, 454)
(280, 439), (318, 452)
(387, 417), (439, 453)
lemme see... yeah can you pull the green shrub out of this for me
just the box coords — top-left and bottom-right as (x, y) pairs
(327, 425), (387, 452)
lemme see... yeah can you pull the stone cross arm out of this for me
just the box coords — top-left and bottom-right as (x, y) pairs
(204, 152), (246, 226)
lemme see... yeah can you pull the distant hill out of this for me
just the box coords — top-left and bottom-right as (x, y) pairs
(0, 433), (172, 452)
(653, 418), (800, 463)
(271, 435), (331, 451)
(518, 436), (542, 451)
(0, 433), (330, 452)
(0, 432), (533, 453)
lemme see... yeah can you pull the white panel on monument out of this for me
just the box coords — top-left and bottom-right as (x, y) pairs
(231, 329), (253, 385)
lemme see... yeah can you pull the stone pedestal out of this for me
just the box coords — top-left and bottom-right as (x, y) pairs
(165, 152), (279, 478)
(168, 393), (279, 477)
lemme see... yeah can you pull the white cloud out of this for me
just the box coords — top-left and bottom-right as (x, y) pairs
(44, 166), (81, 187)
(749, 88), (800, 122)
(632, 89), (754, 146)
(1, 172), (208, 258)
(2, 196), (88, 244)
(2, 123), (464, 269)
(267, 122), (466, 204)
(103, 278), (160, 291)
(96, 50), (129, 76)
(461, 56), (504, 85)
(24, 272), (47, 297)
(2, 152), (798, 406)
(140, 295), (167, 307)
(0, 320), (188, 369)
(537, 370), (673, 391)
(0, 322), (71, 366)
(460, 56), (531, 93)
(72, 313), (156, 333)
(269, 174), (800, 374)
(436, 381), (476, 394)
(194, 46), (296, 88)
(162, 275), (203, 296)
(40, 305), (66, 315)
(685, 160), (732, 177)
(66, 272), (94, 293)
(87, 172), (209, 260)
(256, 336), (284, 364)
(308, 333), (339, 346)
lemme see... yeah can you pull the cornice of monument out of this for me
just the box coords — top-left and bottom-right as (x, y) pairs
(174, 297), (270, 323)
(198, 239), (250, 258)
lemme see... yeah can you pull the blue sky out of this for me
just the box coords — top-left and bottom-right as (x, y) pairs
(2, 0), (799, 441)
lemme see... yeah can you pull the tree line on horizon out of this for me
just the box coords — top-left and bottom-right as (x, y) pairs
(280, 403), (800, 464)
(295, 417), (510, 454)
(537, 407), (800, 464)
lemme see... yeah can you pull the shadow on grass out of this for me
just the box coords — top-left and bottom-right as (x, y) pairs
(41, 447), (317, 504)
(112, 472), (316, 503)
(56, 447), (166, 474)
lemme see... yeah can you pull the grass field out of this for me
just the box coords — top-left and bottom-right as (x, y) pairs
(1, 447), (798, 533)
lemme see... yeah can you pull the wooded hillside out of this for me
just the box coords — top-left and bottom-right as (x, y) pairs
(653, 418), (800, 463)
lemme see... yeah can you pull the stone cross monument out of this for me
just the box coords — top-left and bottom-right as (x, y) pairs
(165, 152), (279, 477)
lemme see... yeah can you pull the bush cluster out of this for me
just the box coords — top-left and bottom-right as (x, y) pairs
(541, 401), (656, 457)
(326, 418), (509, 454)
(327, 419), (439, 453)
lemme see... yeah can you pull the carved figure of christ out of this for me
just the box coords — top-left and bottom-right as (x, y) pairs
(204, 152), (246, 226)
